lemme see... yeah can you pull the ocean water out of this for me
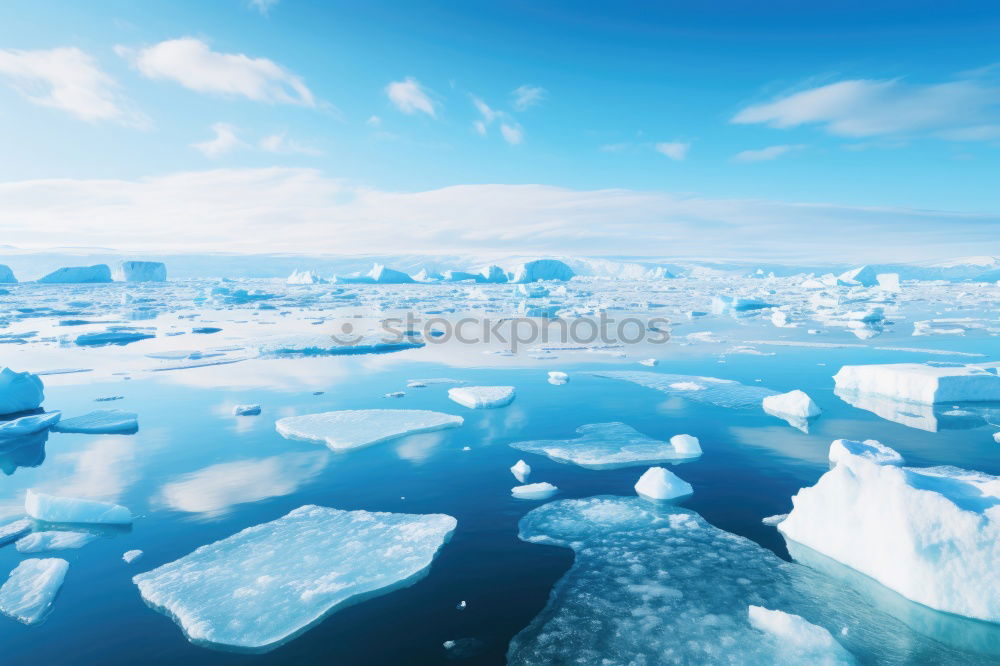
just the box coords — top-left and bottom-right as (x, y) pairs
(1, 280), (999, 664)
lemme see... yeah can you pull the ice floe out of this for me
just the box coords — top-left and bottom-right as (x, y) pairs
(763, 390), (822, 431)
(115, 261), (167, 282)
(233, 404), (261, 416)
(275, 409), (463, 452)
(16, 531), (97, 553)
(634, 466), (693, 501)
(0, 367), (45, 416)
(833, 362), (1000, 404)
(0, 411), (61, 438)
(747, 605), (853, 665)
(828, 438), (904, 466)
(547, 371), (568, 385)
(25, 489), (132, 525)
(254, 333), (423, 357)
(0, 558), (68, 625)
(51, 409), (138, 434)
(132, 505), (456, 651)
(511, 482), (557, 500)
(123, 549), (143, 564)
(510, 423), (701, 470)
(37, 264), (112, 284)
(593, 371), (778, 409)
(447, 386), (515, 409)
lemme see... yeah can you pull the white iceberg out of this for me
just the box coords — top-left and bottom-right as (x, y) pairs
(748, 606), (854, 665)
(828, 439), (903, 466)
(838, 265), (878, 287)
(511, 459), (531, 483)
(286, 269), (327, 285)
(0, 558), (68, 625)
(638, 358), (658, 367)
(51, 409), (137, 434)
(25, 489), (132, 525)
(16, 531), (97, 553)
(448, 386), (515, 409)
(634, 466), (693, 501)
(123, 549), (144, 564)
(0, 518), (32, 546)
(132, 505), (456, 651)
(275, 409), (463, 452)
(547, 371), (568, 385)
(37, 264), (112, 284)
(510, 423), (701, 470)
(233, 404), (261, 416)
(833, 362), (1000, 404)
(509, 259), (574, 283)
(763, 390), (821, 419)
(778, 447), (1000, 623)
(0, 411), (61, 438)
(115, 261), (167, 282)
(0, 264), (16, 283)
(512, 482), (557, 500)
(0, 367), (45, 416)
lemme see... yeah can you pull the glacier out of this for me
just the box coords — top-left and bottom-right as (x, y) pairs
(0, 558), (69, 625)
(275, 409), (463, 452)
(132, 505), (456, 651)
(510, 422), (701, 470)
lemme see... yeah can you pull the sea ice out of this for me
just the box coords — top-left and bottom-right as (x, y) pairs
(0, 558), (68, 625)
(233, 404), (261, 416)
(763, 390), (821, 419)
(747, 606), (853, 665)
(51, 409), (138, 434)
(254, 333), (423, 357)
(634, 466), (693, 501)
(778, 447), (1000, 622)
(0, 411), (61, 438)
(511, 460), (531, 483)
(761, 513), (788, 526)
(132, 505), (456, 651)
(638, 358), (658, 367)
(25, 489), (132, 525)
(833, 362), (1000, 404)
(0, 518), (32, 546)
(593, 371), (778, 409)
(286, 269), (327, 285)
(275, 409), (463, 452)
(828, 439), (904, 466)
(16, 531), (97, 553)
(75, 331), (155, 346)
(123, 549), (143, 564)
(511, 482), (557, 500)
(547, 371), (568, 385)
(115, 261), (167, 282)
(37, 264), (112, 284)
(0, 367), (45, 416)
(447, 386), (515, 409)
(0, 264), (16, 283)
(509, 259), (574, 283)
(510, 423), (701, 470)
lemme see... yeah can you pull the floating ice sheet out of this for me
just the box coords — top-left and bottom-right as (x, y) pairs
(51, 409), (138, 434)
(510, 422), (701, 470)
(25, 489), (132, 525)
(0, 558), (68, 625)
(833, 362), (1000, 404)
(447, 386), (515, 409)
(593, 371), (779, 410)
(0, 411), (60, 438)
(133, 505), (456, 652)
(276, 409), (463, 452)
(16, 531), (97, 553)
(254, 333), (423, 357)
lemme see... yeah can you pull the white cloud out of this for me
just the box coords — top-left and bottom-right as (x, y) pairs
(192, 122), (244, 158)
(511, 84), (546, 111)
(2, 167), (997, 262)
(732, 75), (1000, 139)
(0, 46), (143, 125)
(732, 144), (804, 163)
(385, 77), (436, 116)
(655, 142), (690, 161)
(471, 95), (522, 144)
(366, 114), (382, 127)
(248, 0), (279, 15)
(120, 37), (315, 106)
(500, 123), (524, 145)
(259, 132), (323, 155)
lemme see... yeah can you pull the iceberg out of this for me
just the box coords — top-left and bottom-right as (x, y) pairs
(828, 438), (904, 466)
(778, 446), (1000, 623)
(37, 264), (112, 284)
(511, 482), (557, 500)
(480, 265), (508, 283)
(511, 459), (531, 483)
(114, 261), (167, 282)
(286, 269), (327, 285)
(447, 386), (515, 409)
(0, 411), (60, 438)
(838, 265), (879, 287)
(547, 371), (568, 385)
(593, 371), (779, 410)
(763, 390), (822, 431)
(747, 606), (853, 665)
(123, 549), (143, 564)
(0, 264), (16, 283)
(51, 409), (138, 434)
(367, 263), (415, 284)
(634, 466), (693, 501)
(16, 531), (97, 553)
(509, 259), (575, 283)
(510, 423), (701, 470)
(233, 404), (261, 416)
(132, 505), (456, 651)
(833, 362), (1000, 404)
(0, 367), (45, 416)
(0, 558), (68, 625)
(275, 409), (463, 452)
(25, 489), (132, 525)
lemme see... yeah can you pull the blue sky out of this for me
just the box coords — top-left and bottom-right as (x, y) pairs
(0, 1), (998, 261)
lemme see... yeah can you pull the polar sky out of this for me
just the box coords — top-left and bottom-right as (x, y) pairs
(0, 1), (998, 262)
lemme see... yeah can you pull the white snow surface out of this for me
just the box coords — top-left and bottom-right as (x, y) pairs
(634, 466), (693, 501)
(51, 409), (137, 434)
(828, 439), (904, 466)
(123, 549), (144, 564)
(510, 423), (701, 470)
(511, 482), (558, 500)
(132, 505), (456, 651)
(833, 362), (1000, 404)
(747, 606), (854, 665)
(447, 386), (515, 409)
(763, 390), (821, 419)
(25, 489), (132, 525)
(511, 460), (531, 483)
(0, 367), (45, 416)
(0, 558), (68, 625)
(275, 409), (463, 452)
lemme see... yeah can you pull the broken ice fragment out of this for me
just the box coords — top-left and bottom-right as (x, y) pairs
(51, 409), (137, 434)
(16, 531), (97, 553)
(0, 558), (68, 625)
(511, 483), (557, 500)
(0, 411), (61, 438)
(511, 423), (701, 470)
(233, 404), (261, 416)
(634, 466), (692, 501)
(275, 409), (463, 452)
(447, 386), (515, 409)
(747, 606), (853, 664)
(25, 489), (132, 525)
(593, 371), (778, 410)
(828, 439), (903, 466)
(511, 460), (531, 483)
(0, 367), (45, 416)
(0, 518), (32, 546)
(123, 549), (143, 564)
(833, 362), (1000, 404)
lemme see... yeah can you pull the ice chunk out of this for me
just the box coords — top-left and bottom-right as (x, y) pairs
(275, 409), (463, 452)
(0, 264), (16, 283)
(778, 452), (1000, 622)
(286, 269), (327, 285)
(747, 606), (853, 665)
(638, 358), (658, 367)
(0, 411), (60, 438)
(132, 505), (456, 651)
(763, 390), (821, 419)
(511, 423), (701, 470)
(0, 518), (32, 546)
(37, 264), (112, 283)
(828, 439), (904, 466)
(123, 549), (143, 564)
(509, 259), (574, 283)
(16, 531), (97, 553)
(838, 265), (878, 287)
(51, 409), (137, 434)
(876, 273), (900, 291)
(0, 367), (45, 416)
(25, 489), (132, 525)
(233, 404), (261, 416)
(367, 263), (415, 283)
(511, 459), (531, 483)
(0, 558), (68, 625)
(75, 331), (155, 346)
(594, 371), (779, 409)
(447, 386), (515, 409)
(634, 466), (692, 501)
(547, 371), (568, 385)
(762, 513), (788, 526)
(512, 482), (557, 500)
(833, 362), (1000, 404)
(115, 261), (167, 282)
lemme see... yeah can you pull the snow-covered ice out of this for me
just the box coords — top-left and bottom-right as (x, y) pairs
(123, 549), (144, 564)
(747, 606), (853, 665)
(115, 261), (167, 282)
(511, 459), (531, 483)
(447, 386), (515, 409)
(51, 409), (138, 434)
(634, 466), (693, 501)
(547, 371), (568, 385)
(593, 371), (779, 409)
(511, 482), (557, 500)
(0, 411), (61, 438)
(509, 259), (574, 283)
(0, 518), (33, 546)
(233, 404), (261, 416)
(510, 423), (701, 470)
(763, 390), (821, 419)
(0, 367), (45, 416)
(132, 505), (456, 651)
(16, 531), (97, 553)
(75, 330), (155, 346)
(0, 558), (68, 625)
(254, 333), (423, 357)
(779, 445), (1000, 623)
(37, 264), (112, 284)
(275, 409), (463, 452)
(828, 438), (904, 466)
(25, 489), (132, 525)
(833, 362), (1000, 404)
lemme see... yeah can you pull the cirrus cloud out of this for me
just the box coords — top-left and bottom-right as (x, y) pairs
(385, 77), (436, 117)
